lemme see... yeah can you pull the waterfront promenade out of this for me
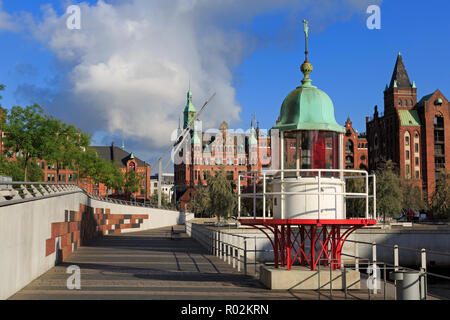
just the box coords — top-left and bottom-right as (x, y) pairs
(10, 225), (386, 300)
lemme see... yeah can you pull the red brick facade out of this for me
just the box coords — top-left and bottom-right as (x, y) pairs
(366, 53), (449, 200)
(174, 118), (271, 210)
(343, 118), (368, 170)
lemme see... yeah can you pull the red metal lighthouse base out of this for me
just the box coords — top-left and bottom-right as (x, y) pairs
(238, 219), (376, 271)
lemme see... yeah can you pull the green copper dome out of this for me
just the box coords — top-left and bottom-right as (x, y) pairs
(272, 81), (345, 133)
(272, 19), (344, 134)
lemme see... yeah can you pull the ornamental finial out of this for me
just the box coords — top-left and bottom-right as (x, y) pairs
(300, 19), (313, 86)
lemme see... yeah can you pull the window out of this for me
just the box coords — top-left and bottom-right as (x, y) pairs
(404, 100), (407, 106)
(405, 136), (409, 146)
(415, 157), (419, 166)
(406, 150), (410, 160)
(415, 143), (419, 153)
(410, 100), (413, 106)
(398, 100), (402, 106)
(129, 162), (136, 171)
(405, 165), (410, 177)
(415, 171), (420, 179)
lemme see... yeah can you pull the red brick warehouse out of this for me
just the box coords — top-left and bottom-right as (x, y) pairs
(366, 53), (449, 201)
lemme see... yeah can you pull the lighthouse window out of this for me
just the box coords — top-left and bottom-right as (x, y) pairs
(283, 131), (339, 177)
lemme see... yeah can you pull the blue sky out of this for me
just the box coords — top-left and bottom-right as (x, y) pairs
(0, 0), (449, 166)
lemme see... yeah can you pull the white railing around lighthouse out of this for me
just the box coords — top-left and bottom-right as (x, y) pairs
(238, 168), (376, 220)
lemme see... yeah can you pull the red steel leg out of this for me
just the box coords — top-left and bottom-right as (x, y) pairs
(286, 225), (291, 270)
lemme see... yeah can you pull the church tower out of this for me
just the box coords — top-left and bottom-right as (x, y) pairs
(383, 53), (417, 115)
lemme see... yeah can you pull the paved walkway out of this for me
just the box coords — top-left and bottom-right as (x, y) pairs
(10, 226), (384, 300)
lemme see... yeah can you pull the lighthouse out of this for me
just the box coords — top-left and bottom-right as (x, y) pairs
(238, 20), (377, 290)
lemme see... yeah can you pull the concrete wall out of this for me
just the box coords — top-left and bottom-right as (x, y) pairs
(0, 193), (87, 300)
(0, 192), (193, 300)
(87, 198), (194, 233)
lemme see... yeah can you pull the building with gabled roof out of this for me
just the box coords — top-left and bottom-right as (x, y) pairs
(366, 53), (449, 201)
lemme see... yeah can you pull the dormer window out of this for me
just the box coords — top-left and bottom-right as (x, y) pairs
(129, 162), (136, 171)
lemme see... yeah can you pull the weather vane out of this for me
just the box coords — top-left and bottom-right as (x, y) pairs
(302, 19), (309, 61)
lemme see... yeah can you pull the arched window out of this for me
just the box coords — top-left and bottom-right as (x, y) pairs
(129, 162), (136, 171)
(345, 140), (354, 154)
(398, 99), (402, 106)
(404, 100), (408, 106)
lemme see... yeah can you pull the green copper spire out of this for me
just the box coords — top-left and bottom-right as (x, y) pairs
(121, 138), (125, 150)
(183, 87), (196, 129)
(272, 19), (345, 134)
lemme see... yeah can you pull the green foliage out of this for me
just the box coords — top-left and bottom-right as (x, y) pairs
(402, 183), (427, 212)
(207, 168), (236, 221)
(345, 176), (366, 218)
(3, 104), (48, 181)
(0, 157), (43, 182)
(189, 186), (211, 216)
(431, 170), (450, 219)
(123, 171), (140, 199)
(0, 84), (5, 103)
(240, 182), (273, 217)
(150, 189), (170, 207)
(375, 160), (403, 218)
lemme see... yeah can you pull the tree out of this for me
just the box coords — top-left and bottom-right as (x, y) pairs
(3, 104), (50, 181)
(345, 176), (366, 218)
(375, 160), (403, 219)
(189, 186), (211, 217)
(402, 183), (427, 212)
(0, 157), (43, 182)
(150, 189), (170, 207)
(123, 171), (140, 200)
(208, 168), (236, 221)
(431, 170), (450, 219)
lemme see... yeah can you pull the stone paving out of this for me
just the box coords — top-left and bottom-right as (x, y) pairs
(10, 226), (387, 300)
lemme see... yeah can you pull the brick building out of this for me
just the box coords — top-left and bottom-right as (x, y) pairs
(174, 89), (271, 210)
(344, 118), (368, 170)
(366, 53), (449, 200)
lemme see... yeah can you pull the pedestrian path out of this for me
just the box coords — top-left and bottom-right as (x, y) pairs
(10, 225), (384, 300)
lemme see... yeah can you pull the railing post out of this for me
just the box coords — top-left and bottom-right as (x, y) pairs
(244, 238), (248, 275)
(232, 235), (236, 269)
(238, 175), (241, 218)
(421, 248), (427, 300)
(394, 245), (399, 271)
(238, 237), (241, 272)
(365, 172), (369, 220)
(318, 171), (321, 220)
(355, 242), (359, 272)
(263, 173), (266, 219)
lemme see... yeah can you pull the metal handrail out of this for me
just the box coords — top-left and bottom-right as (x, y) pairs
(237, 168), (376, 220)
(186, 222), (450, 300)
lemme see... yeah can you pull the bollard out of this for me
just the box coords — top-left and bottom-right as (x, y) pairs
(390, 270), (426, 300)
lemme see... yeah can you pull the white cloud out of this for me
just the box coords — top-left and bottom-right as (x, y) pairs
(0, 1), (20, 31)
(11, 0), (382, 156)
